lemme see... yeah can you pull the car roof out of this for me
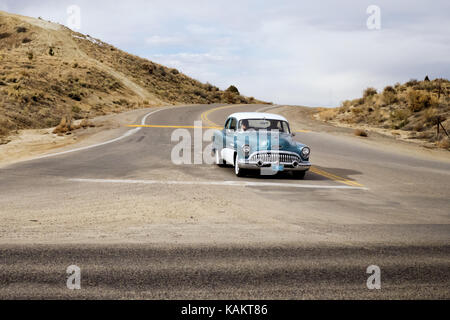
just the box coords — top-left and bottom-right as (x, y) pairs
(227, 112), (288, 122)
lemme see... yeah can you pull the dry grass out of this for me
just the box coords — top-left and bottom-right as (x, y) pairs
(317, 78), (450, 149)
(317, 108), (338, 121)
(0, 11), (266, 141)
(437, 138), (450, 150)
(354, 129), (368, 137)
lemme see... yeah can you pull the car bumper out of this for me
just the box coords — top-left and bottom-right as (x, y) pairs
(237, 159), (311, 171)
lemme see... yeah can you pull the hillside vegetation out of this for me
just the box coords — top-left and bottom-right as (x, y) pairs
(318, 78), (450, 150)
(0, 11), (262, 142)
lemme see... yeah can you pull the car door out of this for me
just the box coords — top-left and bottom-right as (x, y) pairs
(222, 117), (237, 164)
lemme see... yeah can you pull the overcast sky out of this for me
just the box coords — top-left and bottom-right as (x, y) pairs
(2, 0), (449, 106)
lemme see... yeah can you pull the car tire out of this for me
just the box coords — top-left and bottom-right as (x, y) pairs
(235, 155), (246, 177)
(215, 149), (226, 167)
(292, 170), (306, 179)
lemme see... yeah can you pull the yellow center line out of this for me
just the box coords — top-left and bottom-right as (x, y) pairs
(310, 167), (364, 187)
(295, 130), (311, 133)
(127, 124), (221, 129)
(200, 104), (247, 127)
(128, 105), (363, 188)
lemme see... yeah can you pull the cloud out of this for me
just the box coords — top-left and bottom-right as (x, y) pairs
(0, 3), (9, 12)
(185, 24), (217, 35)
(145, 35), (184, 46)
(3, 0), (450, 106)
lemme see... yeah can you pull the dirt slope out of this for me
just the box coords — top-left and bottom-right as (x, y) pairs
(316, 78), (450, 150)
(0, 11), (262, 142)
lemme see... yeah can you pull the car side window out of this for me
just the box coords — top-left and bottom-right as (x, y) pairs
(229, 118), (237, 131)
(224, 118), (230, 129)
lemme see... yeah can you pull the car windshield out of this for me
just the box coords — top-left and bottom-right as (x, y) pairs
(239, 119), (290, 133)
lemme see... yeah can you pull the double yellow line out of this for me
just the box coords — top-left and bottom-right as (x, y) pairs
(310, 167), (364, 187)
(200, 104), (246, 127)
(128, 124), (221, 129)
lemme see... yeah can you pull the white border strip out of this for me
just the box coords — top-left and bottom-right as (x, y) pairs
(69, 178), (368, 190)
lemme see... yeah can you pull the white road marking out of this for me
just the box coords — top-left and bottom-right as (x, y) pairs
(22, 108), (164, 161)
(69, 178), (368, 190)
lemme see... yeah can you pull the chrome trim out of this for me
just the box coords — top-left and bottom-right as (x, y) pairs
(240, 150), (311, 171)
(238, 160), (311, 171)
(249, 150), (302, 164)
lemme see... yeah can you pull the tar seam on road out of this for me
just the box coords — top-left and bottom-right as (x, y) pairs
(69, 178), (369, 190)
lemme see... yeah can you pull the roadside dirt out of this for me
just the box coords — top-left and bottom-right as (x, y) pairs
(0, 107), (157, 167)
(272, 105), (450, 163)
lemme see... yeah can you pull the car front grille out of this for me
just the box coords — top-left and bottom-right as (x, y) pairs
(250, 152), (300, 163)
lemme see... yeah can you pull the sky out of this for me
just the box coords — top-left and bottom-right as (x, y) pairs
(1, 0), (449, 106)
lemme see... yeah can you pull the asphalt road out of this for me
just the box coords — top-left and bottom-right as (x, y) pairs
(0, 104), (449, 299)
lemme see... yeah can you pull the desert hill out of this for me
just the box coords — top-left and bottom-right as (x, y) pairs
(0, 11), (261, 141)
(317, 78), (450, 149)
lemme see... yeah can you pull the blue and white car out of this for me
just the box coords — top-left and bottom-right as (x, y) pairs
(212, 112), (311, 178)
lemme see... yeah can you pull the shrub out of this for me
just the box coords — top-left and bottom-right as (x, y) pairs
(72, 105), (82, 113)
(53, 116), (71, 134)
(423, 107), (438, 124)
(382, 89), (397, 105)
(406, 79), (419, 87)
(27, 51), (33, 60)
(226, 85), (240, 95)
(319, 109), (338, 121)
(354, 129), (368, 137)
(49, 47), (55, 56)
(407, 90), (438, 112)
(391, 108), (410, 122)
(383, 86), (396, 93)
(16, 27), (27, 33)
(437, 138), (450, 150)
(68, 92), (82, 101)
(223, 91), (236, 103)
(205, 83), (213, 92)
(22, 38), (32, 44)
(363, 87), (377, 99)
(0, 33), (11, 39)
(80, 119), (95, 128)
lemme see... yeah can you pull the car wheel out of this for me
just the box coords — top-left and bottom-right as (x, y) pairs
(235, 155), (246, 177)
(292, 170), (306, 179)
(215, 149), (226, 167)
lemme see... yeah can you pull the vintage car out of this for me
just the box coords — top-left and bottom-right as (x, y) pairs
(212, 112), (311, 178)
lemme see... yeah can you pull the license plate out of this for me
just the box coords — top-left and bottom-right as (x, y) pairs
(271, 164), (284, 172)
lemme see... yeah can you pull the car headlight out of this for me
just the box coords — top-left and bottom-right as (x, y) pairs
(242, 145), (251, 153)
(301, 147), (310, 158)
